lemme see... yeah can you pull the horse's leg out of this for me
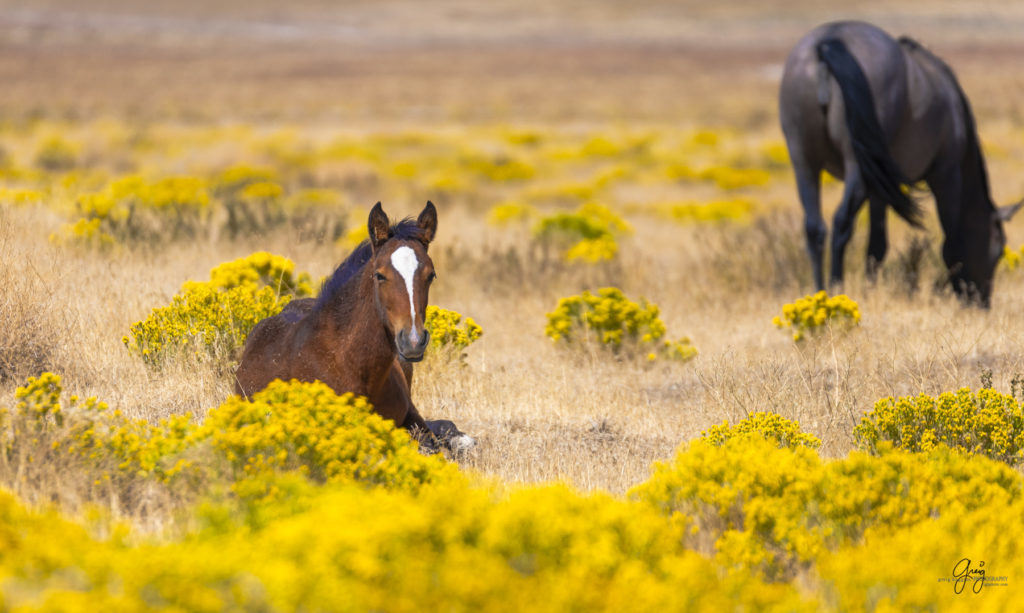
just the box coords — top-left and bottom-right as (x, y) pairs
(829, 165), (868, 286)
(374, 361), (439, 452)
(793, 162), (827, 290)
(925, 161), (966, 296)
(398, 356), (414, 389)
(865, 196), (888, 282)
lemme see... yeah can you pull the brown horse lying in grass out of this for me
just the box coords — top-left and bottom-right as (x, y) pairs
(234, 202), (474, 454)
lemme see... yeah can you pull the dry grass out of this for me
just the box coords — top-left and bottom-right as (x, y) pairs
(3, 0), (1024, 507)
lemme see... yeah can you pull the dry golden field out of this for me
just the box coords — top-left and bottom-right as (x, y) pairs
(3, 0), (1024, 505)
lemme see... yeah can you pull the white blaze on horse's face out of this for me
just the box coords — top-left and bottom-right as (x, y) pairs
(390, 245), (421, 343)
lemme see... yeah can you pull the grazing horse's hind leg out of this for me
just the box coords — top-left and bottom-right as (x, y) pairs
(866, 196), (888, 281)
(829, 165), (869, 285)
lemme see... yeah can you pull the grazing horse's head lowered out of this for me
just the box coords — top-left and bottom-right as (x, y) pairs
(367, 201), (437, 362)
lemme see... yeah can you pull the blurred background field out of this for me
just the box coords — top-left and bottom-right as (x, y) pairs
(3, 0), (1024, 497)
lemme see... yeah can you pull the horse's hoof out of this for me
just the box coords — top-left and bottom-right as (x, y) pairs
(417, 440), (441, 456)
(448, 433), (477, 455)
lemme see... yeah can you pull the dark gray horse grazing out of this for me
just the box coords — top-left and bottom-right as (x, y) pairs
(779, 20), (1020, 306)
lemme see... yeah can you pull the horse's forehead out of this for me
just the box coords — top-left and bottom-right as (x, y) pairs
(390, 244), (420, 276)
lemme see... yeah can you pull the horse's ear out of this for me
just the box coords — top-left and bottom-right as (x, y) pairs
(996, 198), (1024, 222)
(417, 201), (438, 245)
(368, 202), (390, 250)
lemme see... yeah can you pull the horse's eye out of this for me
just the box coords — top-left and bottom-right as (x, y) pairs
(374, 272), (387, 282)
(427, 271), (437, 283)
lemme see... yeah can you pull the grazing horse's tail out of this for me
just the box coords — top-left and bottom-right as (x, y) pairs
(817, 38), (923, 228)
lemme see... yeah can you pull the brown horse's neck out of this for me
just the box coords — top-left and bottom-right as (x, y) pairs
(314, 265), (396, 396)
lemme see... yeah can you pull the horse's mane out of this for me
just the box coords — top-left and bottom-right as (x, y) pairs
(313, 218), (425, 313)
(898, 36), (995, 210)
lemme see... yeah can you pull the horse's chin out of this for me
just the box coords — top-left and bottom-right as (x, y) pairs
(399, 351), (425, 363)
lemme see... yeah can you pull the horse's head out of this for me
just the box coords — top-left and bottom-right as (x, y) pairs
(368, 201), (437, 361)
(957, 199), (1023, 306)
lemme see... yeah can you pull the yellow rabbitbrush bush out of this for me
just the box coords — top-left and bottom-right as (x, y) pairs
(487, 200), (538, 226)
(123, 283), (289, 369)
(816, 498), (1024, 611)
(1002, 244), (1024, 270)
(57, 175), (213, 246)
(1, 375), (451, 519)
(124, 252), (313, 368)
(0, 480), (813, 613)
(532, 202), (631, 263)
(425, 305), (483, 364)
(630, 434), (1021, 582)
(702, 412), (821, 450)
(658, 197), (757, 224)
(545, 287), (696, 362)
(181, 250), (314, 297)
(856, 387), (1024, 465)
(1, 376), (813, 611)
(773, 291), (861, 342)
(204, 380), (457, 498)
(9, 375), (1024, 610)
(0, 373), (198, 515)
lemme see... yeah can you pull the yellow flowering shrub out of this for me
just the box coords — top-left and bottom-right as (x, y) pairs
(0, 478), (813, 613)
(338, 222), (369, 251)
(855, 387), (1024, 465)
(214, 165), (286, 238)
(0, 187), (45, 207)
(125, 253), (312, 367)
(759, 141), (790, 168)
(702, 412), (822, 450)
(124, 283), (289, 368)
(10, 374), (1024, 609)
(284, 188), (347, 243)
(213, 165), (278, 194)
(699, 165), (772, 190)
(659, 197), (757, 224)
(1002, 244), (1023, 270)
(54, 217), (116, 249)
(772, 291), (861, 342)
(631, 435), (1022, 581)
(665, 162), (771, 191)
(0, 373), (199, 517)
(55, 390), (196, 487)
(816, 498), (1024, 611)
(202, 380), (457, 499)
(3, 374), (460, 520)
(425, 305), (483, 361)
(487, 200), (537, 226)
(545, 287), (696, 362)
(58, 175), (212, 245)
(561, 234), (616, 263)
(34, 136), (78, 171)
(3, 372), (68, 438)
(461, 152), (535, 182)
(533, 202), (631, 263)
(181, 251), (315, 297)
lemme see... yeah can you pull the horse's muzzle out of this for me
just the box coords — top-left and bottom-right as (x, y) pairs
(396, 328), (430, 362)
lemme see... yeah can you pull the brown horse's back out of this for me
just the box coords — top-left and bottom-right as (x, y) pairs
(234, 298), (414, 422)
(234, 298), (315, 397)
